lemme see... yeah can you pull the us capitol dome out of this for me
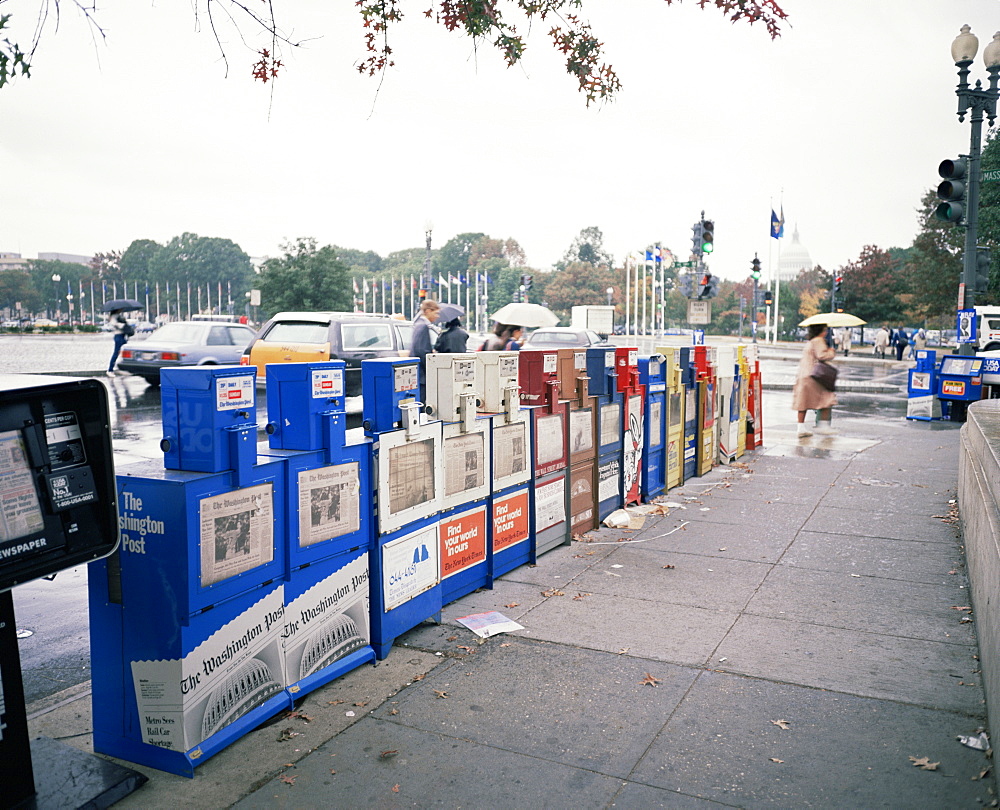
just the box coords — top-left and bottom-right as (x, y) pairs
(777, 226), (813, 282)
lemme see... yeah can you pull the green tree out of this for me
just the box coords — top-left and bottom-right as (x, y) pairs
(838, 246), (907, 329)
(119, 239), (160, 284)
(334, 247), (383, 277)
(557, 226), (613, 271)
(538, 261), (618, 323)
(2, 3), (788, 103)
(147, 233), (253, 292)
(0, 269), (41, 316)
(256, 238), (352, 317)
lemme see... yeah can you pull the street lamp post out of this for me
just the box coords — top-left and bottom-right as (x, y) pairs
(949, 26), (1000, 332)
(51, 274), (61, 321)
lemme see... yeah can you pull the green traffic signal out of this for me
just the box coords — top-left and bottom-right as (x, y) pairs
(701, 219), (715, 254)
(751, 255), (761, 281)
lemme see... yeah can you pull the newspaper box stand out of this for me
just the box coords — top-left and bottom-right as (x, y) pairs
(980, 353), (1000, 403)
(679, 347), (699, 480)
(736, 346), (750, 456)
(90, 366), (291, 777)
(655, 347), (686, 491)
(260, 361), (375, 700)
(615, 348), (645, 507)
(362, 358), (444, 659)
(425, 354), (492, 606)
(937, 355), (984, 422)
(586, 346), (625, 521)
(519, 350), (571, 558)
(906, 350), (945, 421)
(558, 349), (598, 535)
(746, 345), (764, 450)
(475, 353), (533, 579)
(637, 354), (667, 500)
(715, 346), (739, 464)
(692, 346), (716, 477)
(0, 376), (141, 808)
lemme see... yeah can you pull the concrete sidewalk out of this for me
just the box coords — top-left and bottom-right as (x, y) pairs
(29, 411), (994, 808)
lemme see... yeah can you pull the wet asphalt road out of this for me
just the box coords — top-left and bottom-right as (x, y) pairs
(7, 333), (915, 704)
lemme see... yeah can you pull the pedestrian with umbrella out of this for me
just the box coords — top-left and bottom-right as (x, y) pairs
(101, 299), (142, 377)
(434, 303), (469, 353)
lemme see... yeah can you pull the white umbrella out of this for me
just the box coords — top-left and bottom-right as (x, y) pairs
(798, 312), (866, 327)
(490, 302), (559, 329)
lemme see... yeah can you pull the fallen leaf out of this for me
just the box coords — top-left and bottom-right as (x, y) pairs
(662, 564), (675, 570)
(380, 750), (399, 759)
(330, 769), (337, 775)
(573, 592), (590, 600)
(771, 719), (791, 730)
(392, 784), (400, 793)
(974, 767), (992, 781)
(277, 728), (300, 742)
(640, 672), (661, 687)
(504, 603), (520, 609)
(287, 710), (312, 722)
(447, 635), (458, 641)
(500, 642), (512, 647)
(617, 647), (630, 655)
(951, 606), (973, 612)
(327, 699), (345, 705)
(354, 701), (369, 707)
(541, 588), (565, 597)
(457, 645), (475, 653)
(413, 673), (426, 681)
(433, 690), (449, 699)
(769, 758), (784, 764)
(280, 774), (297, 785)
(909, 756), (940, 771)
(389, 708), (399, 716)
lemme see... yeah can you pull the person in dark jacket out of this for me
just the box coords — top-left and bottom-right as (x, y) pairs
(892, 326), (908, 361)
(412, 299), (440, 401)
(435, 317), (469, 353)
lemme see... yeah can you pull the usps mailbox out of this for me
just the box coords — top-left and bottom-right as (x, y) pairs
(0, 375), (130, 808)
(475, 353), (532, 578)
(587, 346), (624, 520)
(426, 354), (492, 605)
(615, 347), (644, 506)
(363, 358), (444, 659)
(638, 354), (667, 499)
(260, 361), (375, 700)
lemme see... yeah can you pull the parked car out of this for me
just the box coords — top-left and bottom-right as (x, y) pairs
(241, 312), (413, 395)
(116, 321), (256, 385)
(32, 318), (58, 328)
(521, 327), (608, 349)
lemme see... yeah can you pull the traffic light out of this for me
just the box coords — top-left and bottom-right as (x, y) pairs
(751, 255), (761, 282)
(763, 290), (774, 307)
(935, 157), (967, 223)
(691, 222), (704, 258)
(520, 274), (533, 290)
(975, 247), (992, 294)
(701, 219), (715, 254)
(697, 271), (713, 299)
(833, 275), (842, 294)
(679, 273), (694, 298)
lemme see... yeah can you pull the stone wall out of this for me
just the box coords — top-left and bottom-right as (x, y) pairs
(958, 400), (1000, 739)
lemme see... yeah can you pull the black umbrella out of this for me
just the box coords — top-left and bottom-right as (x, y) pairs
(99, 299), (144, 313)
(437, 303), (465, 323)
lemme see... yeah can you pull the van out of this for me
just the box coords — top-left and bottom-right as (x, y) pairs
(241, 312), (413, 395)
(975, 306), (1000, 351)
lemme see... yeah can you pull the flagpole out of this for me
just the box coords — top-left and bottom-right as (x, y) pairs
(624, 255), (631, 336)
(773, 201), (784, 343)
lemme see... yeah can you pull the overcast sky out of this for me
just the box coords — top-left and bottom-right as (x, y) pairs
(1, 0), (998, 281)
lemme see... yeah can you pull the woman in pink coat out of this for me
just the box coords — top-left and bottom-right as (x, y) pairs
(792, 323), (837, 437)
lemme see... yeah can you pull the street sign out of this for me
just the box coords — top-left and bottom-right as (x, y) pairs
(674, 261), (694, 268)
(687, 300), (711, 324)
(983, 169), (1000, 183)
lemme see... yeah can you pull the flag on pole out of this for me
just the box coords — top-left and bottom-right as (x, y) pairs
(770, 208), (785, 239)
